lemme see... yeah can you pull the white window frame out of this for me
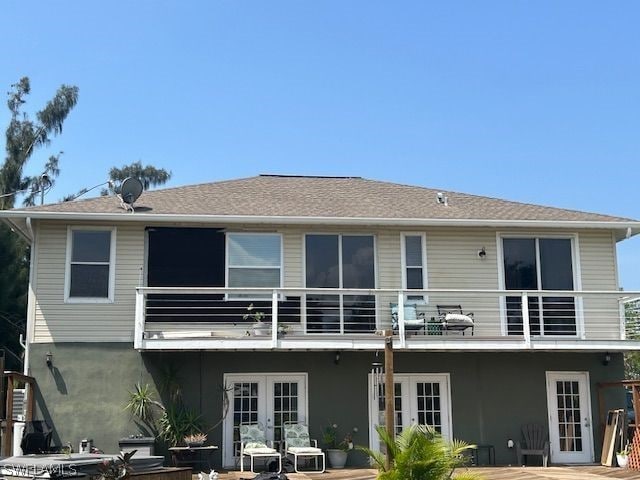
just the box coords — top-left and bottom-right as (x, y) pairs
(496, 232), (583, 338)
(302, 233), (378, 333)
(225, 232), (283, 299)
(64, 226), (116, 303)
(400, 232), (428, 302)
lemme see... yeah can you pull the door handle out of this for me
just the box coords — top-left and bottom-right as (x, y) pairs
(584, 418), (590, 428)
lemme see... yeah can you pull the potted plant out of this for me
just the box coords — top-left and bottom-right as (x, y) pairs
(243, 303), (269, 336)
(323, 423), (356, 469)
(184, 432), (207, 447)
(617, 445), (630, 468)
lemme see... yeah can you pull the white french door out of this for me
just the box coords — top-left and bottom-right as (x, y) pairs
(545, 372), (594, 464)
(223, 373), (308, 468)
(368, 373), (452, 452)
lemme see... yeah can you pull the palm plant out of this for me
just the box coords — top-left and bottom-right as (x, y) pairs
(360, 424), (482, 480)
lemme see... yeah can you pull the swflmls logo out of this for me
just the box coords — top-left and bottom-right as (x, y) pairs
(1, 463), (77, 477)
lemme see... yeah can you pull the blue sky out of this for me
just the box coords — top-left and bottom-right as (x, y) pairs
(2, 1), (639, 289)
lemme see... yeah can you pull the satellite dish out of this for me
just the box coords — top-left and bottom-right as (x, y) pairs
(120, 177), (143, 205)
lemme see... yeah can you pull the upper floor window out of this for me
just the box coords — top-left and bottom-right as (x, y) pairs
(226, 233), (282, 291)
(65, 227), (115, 302)
(501, 236), (577, 336)
(304, 234), (376, 333)
(401, 233), (427, 300)
(305, 234), (375, 289)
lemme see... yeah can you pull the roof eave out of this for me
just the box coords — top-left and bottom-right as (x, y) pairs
(0, 210), (638, 238)
(1, 217), (33, 243)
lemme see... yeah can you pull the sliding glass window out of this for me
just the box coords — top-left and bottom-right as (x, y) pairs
(305, 234), (376, 333)
(503, 237), (576, 336)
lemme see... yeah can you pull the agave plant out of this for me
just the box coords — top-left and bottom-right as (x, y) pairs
(360, 424), (482, 480)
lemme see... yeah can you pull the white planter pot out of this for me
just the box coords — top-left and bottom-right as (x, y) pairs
(327, 449), (348, 469)
(253, 323), (269, 336)
(617, 454), (629, 468)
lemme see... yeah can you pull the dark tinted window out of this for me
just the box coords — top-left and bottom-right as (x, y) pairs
(305, 235), (339, 288)
(540, 239), (574, 290)
(342, 235), (375, 289)
(72, 231), (111, 263)
(503, 238), (537, 290)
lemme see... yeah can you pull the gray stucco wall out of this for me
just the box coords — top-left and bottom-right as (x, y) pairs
(28, 343), (625, 467)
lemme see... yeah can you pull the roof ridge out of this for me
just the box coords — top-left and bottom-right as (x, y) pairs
(259, 174), (362, 179)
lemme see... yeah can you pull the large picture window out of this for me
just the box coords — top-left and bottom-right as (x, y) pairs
(66, 228), (115, 301)
(305, 234), (376, 333)
(502, 237), (577, 336)
(226, 233), (282, 291)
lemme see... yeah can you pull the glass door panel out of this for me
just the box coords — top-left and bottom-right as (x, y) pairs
(503, 237), (576, 336)
(369, 374), (451, 453)
(546, 372), (593, 463)
(224, 374), (307, 468)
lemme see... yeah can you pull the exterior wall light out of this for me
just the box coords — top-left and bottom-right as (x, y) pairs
(45, 351), (53, 368)
(603, 352), (611, 366)
(478, 247), (487, 259)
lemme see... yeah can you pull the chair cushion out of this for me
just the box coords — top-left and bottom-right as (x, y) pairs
(288, 446), (323, 454)
(244, 446), (277, 454)
(284, 423), (312, 448)
(444, 313), (473, 325)
(391, 304), (418, 321)
(245, 441), (268, 449)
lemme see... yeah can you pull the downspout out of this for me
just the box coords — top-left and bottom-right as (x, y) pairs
(23, 217), (35, 375)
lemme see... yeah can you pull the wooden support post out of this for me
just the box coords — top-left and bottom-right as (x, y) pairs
(2, 376), (14, 457)
(384, 330), (394, 470)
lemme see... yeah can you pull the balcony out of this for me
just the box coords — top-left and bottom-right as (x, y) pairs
(134, 287), (640, 351)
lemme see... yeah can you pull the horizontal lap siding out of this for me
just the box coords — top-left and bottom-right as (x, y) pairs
(427, 229), (501, 336)
(30, 222), (623, 343)
(33, 221), (144, 343)
(578, 232), (620, 340)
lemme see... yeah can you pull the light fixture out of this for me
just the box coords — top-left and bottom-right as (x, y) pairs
(603, 352), (611, 366)
(334, 351), (341, 365)
(45, 351), (53, 368)
(478, 247), (487, 259)
(507, 439), (514, 449)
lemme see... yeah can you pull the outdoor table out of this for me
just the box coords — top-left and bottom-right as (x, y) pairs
(470, 444), (495, 466)
(168, 446), (218, 470)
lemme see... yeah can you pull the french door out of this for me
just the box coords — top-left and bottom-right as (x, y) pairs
(368, 374), (452, 452)
(545, 372), (594, 463)
(223, 373), (307, 468)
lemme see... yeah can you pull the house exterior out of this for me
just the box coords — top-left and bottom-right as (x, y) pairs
(1, 174), (640, 467)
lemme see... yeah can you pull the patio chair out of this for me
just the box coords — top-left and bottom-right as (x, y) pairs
(515, 423), (550, 467)
(390, 303), (426, 334)
(239, 423), (282, 473)
(436, 305), (474, 335)
(20, 420), (53, 454)
(283, 423), (325, 473)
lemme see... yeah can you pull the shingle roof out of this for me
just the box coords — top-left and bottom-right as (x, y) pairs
(8, 174), (635, 222)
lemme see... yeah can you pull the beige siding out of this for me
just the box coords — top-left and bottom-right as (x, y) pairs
(30, 221), (624, 343)
(426, 228), (502, 336)
(578, 231), (621, 340)
(33, 221), (144, 343)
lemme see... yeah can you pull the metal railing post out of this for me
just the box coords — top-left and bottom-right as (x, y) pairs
(272, 290), (279, 345)
(398, 292), (406, 348)
(521, 292), (531, 347)
(134, 289), (145, 349)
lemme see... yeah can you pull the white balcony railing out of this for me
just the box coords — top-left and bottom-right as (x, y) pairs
(133, 287), (640, 350)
